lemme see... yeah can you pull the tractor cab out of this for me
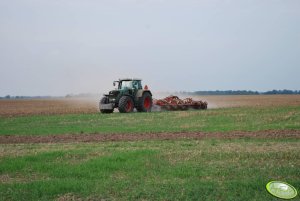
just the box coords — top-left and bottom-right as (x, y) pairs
(114, 79), (142, 90)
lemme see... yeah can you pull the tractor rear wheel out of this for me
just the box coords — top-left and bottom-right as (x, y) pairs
(99, 97), (113, 114)
(137, 92), (152, 112)
(118, 96), (134, 113)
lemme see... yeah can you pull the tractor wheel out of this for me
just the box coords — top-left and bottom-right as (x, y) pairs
(118, 96), (134, 113)
(99, 97), (113, 114)
(137, 92), (152, 112)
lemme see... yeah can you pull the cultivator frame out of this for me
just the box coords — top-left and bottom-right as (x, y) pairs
(153, 95), (207, 110)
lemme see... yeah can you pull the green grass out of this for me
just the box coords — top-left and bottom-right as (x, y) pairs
(1, 106), (300, 135)
(1, 105), (299, 200)
(0, 139), (299, 201)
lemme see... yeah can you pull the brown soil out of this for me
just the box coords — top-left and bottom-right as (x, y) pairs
(1, 130), (299, 144)
(1, 95), (300, 117)
(194, 95), (300, 108)
(0, 98), (98, 117)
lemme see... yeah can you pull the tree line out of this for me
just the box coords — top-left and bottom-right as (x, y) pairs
(192, 89), (300, 95)
(0, 95), (52, 99)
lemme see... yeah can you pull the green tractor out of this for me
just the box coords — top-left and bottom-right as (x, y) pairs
(99, 78), (153, 113)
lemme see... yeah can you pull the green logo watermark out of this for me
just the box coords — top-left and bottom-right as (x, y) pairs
(266, 181), (298, 199)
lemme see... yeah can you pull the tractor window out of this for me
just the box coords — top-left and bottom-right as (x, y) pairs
(120, 81), (133, 89)
(137, 81), (142, 89)
(132, 80), (141, 89)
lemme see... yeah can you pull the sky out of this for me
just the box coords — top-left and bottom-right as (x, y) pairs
(0, 0), (299, 96)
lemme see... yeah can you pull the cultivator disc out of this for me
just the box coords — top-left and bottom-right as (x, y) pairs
(153, 95), (207, 111)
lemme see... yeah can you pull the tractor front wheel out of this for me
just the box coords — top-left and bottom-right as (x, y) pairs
(118, 96), (134, 113)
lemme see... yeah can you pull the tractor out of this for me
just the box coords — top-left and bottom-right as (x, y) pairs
(99, 78), (152, 113)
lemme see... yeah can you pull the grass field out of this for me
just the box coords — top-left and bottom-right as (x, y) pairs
(0, 95), (300, 200)
(0, 106), (299, 135)
(1, 139), (299, 201)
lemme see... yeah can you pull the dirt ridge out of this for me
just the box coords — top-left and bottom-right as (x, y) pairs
(0, 130), (300, 144)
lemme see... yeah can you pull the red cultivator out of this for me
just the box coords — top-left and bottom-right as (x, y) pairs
(153, 95), (207, 110)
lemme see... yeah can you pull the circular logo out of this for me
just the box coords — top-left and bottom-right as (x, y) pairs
(266, 181), (298, 199)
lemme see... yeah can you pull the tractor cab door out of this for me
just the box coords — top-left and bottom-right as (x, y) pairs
(132, 80), (142, 90)
(132, 80), (142, 96)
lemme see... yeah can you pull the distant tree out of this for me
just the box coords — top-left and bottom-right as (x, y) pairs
(192, 90), (299, 95)
(5, 95), (10, 99)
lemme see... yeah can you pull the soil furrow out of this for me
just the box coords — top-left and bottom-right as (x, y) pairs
(0, 130), (299, 144)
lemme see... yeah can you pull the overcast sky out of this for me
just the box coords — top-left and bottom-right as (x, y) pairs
(0, 0), (299, 96)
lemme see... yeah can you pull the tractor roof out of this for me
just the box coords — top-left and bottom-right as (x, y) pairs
(119, 78), (142, 81)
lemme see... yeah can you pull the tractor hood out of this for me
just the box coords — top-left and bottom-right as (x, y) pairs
(107, 90), (120, 98)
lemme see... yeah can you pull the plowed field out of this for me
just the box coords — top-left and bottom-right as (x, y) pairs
(1, 130), (299, 144)
(1, 95), (300, 117)
(0, 98), (98, 117)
